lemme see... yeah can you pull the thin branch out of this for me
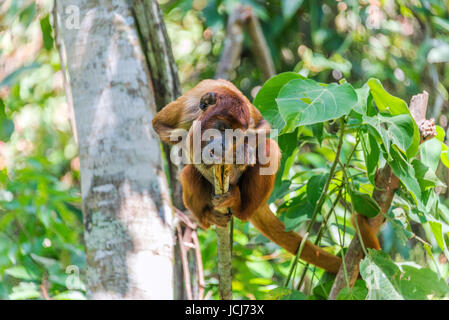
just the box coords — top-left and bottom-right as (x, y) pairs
(216, 6), (247, 80)
(295, 118), (346, 289)
(176, 224), (193, 300)
(216, 5), (275, 81)
(328, 91), (435, 299)
(243, 7), (275, 80)
(213, 165), (233, 300)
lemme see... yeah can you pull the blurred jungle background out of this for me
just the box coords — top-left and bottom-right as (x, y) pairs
(0, 0), (449, 299)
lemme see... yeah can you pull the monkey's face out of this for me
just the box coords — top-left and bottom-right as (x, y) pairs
(186, 88), (256, 168)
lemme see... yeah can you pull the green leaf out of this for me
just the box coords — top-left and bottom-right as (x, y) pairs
(307, 174), (329, 206)
(310, 122), (324, 145)
(0, 117), (13, 142)
(420, 138), (442, 172)
(281, 0), (304, 21)
(428, 221), (446, 252)
(435, 125), (445, 142)
(367, 78), (419, 157)
(364, 113), (415, 155)
(52, 291), (86, 300)
(354, 84), (371, 115)
(360, 132), (380, 185)
(9, 283), (41, 300)
(361, 250), (449, 300)
(276, 79), (357, 132)
(440, 143), (449, 168)
(19, 3), (36, 28)
(279, 197), (313, 231)
(388, 146), (422, 207)
(360, 250), (404, 300)
(4, 266), (39, 281)
(367, 78), (409, 114)
(412, 159), (445, 191)
(431, 16), (449, 33)
(336, 280), (368, 300)
(254, 72), (305, 131)
(398, 265), (449, 300)
(0, 97), (14, 141)
(40, 15), (54, 51)
(269, 129), (300, 203)
(350, 190), (381, 218)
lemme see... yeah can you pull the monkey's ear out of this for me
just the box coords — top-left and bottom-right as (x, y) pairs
(152, 94), (200, 145)
(152, 80), (222, 144)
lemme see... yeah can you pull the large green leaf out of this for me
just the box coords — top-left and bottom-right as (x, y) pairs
(412, 159), (445, 191)
(361, 250), (449, 300)
(367, 78), (419, 157)
(364, 113), (415, 155)
(398, 265), (449, 300)
(354, 84), (371, 115)
(360, 250), (403, 300)
(254, 72), (305, 131)
(350, 190), (381, 218)
(420, 138), (442, 172)
(276, 79), (357, 132)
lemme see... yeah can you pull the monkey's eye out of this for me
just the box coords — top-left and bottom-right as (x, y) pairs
(200, 92), (216, 111)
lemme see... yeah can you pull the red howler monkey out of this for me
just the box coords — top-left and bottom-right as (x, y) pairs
(153, 80), (351, 273)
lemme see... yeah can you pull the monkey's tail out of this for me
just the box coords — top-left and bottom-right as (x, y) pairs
(249, 205), (342, 273)
(353, 214), (381, 250)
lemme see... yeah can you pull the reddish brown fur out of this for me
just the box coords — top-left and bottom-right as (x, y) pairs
(352, 214), (381, 250)
(153, 79), (352, 273)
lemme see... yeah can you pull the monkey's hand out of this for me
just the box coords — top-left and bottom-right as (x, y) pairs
(211, 186), (241, 213)
(206, 209), (232, 228)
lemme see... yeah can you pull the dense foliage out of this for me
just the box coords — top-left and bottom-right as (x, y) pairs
(0, 0), (449, 299)
(0, 0), (84, 299)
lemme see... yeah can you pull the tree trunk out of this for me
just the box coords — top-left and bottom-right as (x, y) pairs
(131, 0), (203, 299)
(54, 0), (174, 299)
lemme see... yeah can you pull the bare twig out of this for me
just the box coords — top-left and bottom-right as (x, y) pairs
(216, 5), (275, 81)
(243, 7), (275, 80)
(40, 275), (51, 301)
(176, 224), (193, 300)
(328, 91), (435, 299)
(216, 7), (247, 80)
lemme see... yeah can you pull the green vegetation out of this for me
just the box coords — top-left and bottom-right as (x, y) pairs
(1, 0), (449, 300)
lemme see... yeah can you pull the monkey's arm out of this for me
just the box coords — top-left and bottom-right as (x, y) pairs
(180, 164), (231, 228)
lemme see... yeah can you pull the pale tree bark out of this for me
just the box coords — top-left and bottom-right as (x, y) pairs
(54, 0), (174, 299)
(131, 0), (204, 300)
